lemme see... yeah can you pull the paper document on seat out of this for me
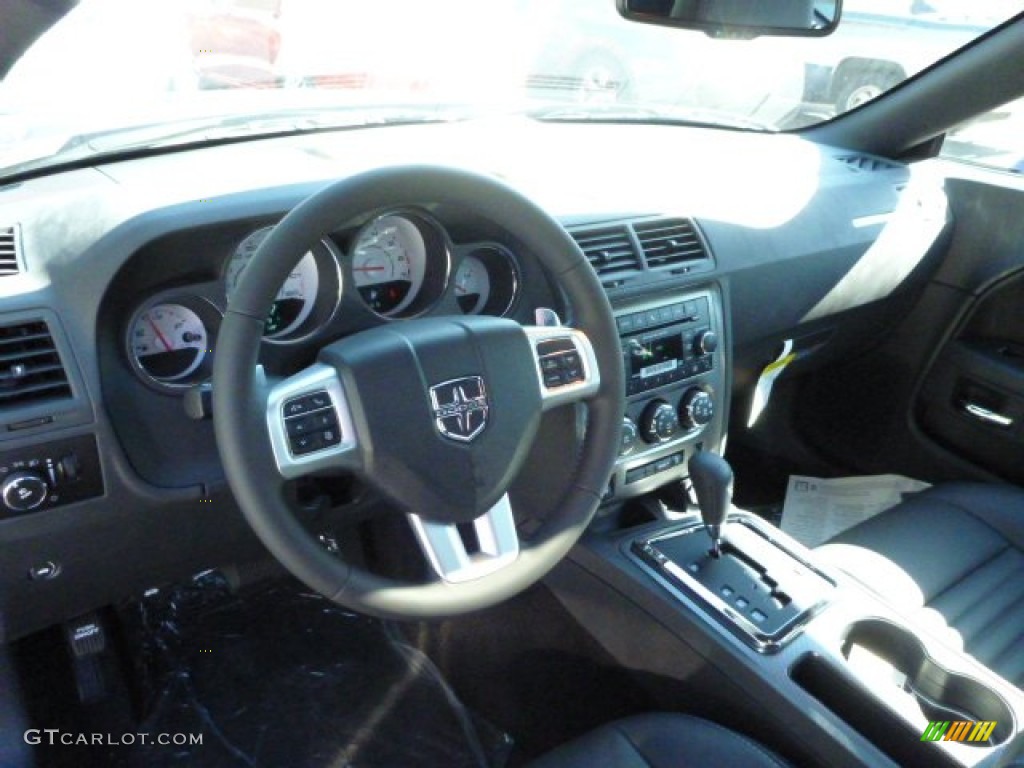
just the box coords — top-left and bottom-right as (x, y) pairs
(780, 475), (931, 548)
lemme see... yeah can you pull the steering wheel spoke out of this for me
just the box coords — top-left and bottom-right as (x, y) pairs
(408, 494), (520, 583)
(265, 362), (360, 479)
(524, 325), (602, 410)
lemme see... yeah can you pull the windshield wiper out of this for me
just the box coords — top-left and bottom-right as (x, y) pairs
(529, 103), (775, 132)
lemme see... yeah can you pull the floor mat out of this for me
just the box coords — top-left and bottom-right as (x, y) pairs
(23, 575), (513, 768)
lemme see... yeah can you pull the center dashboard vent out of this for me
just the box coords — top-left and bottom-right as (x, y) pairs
(635, 218), (708, 270)
(0, 227), (22, 276)
(0, 320), (72, 408)
(571, 225), (641, 287)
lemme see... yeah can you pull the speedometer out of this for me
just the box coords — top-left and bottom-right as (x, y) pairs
(351, 213), (429, 317)
(226, 226), (319, 338)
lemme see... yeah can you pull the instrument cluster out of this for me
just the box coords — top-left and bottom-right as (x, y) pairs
(125, 209), (522, 391)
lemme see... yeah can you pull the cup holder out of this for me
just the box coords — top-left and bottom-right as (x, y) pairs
(842, 619), (1013, 747)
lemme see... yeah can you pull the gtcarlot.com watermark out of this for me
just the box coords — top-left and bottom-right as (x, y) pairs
(25, 729), (203, 747)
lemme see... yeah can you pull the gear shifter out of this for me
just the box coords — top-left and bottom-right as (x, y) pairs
(688, 451), (733, 557)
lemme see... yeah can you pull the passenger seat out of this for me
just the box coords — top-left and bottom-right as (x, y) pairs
(815, 483), (1024, 688)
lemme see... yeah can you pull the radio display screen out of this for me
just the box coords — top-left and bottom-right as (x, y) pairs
(629, 334), (684, 378)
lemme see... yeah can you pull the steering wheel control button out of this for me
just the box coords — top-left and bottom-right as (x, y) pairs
(2, 471), (49, 513)
(526, 326), (601, 411)
(283, 391), (340, 456)
(290, 433), (322, 455)
(536, 339), (586, 389)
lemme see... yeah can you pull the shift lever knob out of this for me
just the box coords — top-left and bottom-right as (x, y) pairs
(688, 451), (733, 557)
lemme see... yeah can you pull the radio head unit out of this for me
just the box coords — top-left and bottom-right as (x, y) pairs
(620, 297), (716, 397)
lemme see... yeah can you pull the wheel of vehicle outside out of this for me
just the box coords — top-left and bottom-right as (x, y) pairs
(835, 70), (901, 114)
(572, 54), (631, 104)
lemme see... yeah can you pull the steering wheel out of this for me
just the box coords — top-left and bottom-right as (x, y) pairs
(212, 166), (623, 618)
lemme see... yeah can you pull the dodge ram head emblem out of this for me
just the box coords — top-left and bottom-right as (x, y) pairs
(429, 376), (489, 442)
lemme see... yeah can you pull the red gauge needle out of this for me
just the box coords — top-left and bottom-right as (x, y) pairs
(353, 266), (386, 272)
(147, 317), (173, 352)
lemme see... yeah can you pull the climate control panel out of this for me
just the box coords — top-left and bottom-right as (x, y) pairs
(611, 288), (726, 500)
(0, 435), (103, 518)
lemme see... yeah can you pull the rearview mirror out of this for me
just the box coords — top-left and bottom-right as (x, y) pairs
(618, 0), (841, 39)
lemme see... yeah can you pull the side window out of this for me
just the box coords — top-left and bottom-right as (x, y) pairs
(941, 95), (1024, 173)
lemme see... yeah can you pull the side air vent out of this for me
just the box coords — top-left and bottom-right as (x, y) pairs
(572, 226), (641, 286)
(835, 154), (902, 172)
(0, 227), (21, 276)
(0, 320), (72, 408)
(635, 219), (707, 270)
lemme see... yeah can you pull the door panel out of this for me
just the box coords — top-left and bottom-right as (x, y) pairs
(917, 272), (1024, 484)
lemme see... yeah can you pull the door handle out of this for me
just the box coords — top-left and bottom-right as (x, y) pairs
(960, 401), (1014, 428)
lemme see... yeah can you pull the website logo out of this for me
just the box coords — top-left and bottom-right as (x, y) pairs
(920, 721), (997, 743)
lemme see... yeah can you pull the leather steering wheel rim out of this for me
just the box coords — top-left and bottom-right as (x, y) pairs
(213, 165), (624, 618)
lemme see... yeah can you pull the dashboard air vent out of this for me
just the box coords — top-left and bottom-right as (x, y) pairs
(0, 320), (71, 407)
(635, 219), (707, 270)
(0, 227), (21, 276)
(572, 226), (641, 286)
(835, 154), (901, 172)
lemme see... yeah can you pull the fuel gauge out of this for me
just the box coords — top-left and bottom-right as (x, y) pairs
(127, 298), (220, 389)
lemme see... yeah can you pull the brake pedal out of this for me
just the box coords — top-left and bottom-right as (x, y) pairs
(63, 612), (109, 703)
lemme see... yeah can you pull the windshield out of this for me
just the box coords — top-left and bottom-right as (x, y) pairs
(2, 0), (1022, 178)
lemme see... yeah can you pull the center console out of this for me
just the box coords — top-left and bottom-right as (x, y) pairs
(551, 452), (1024, 768)
(609, 287), (727, 500)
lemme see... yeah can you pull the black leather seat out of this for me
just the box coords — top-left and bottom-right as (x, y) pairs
(815, 482), (1024, 687)
(528, 713), (791, 768)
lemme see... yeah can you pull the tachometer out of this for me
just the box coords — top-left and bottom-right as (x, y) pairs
(226, 226), (320, 338)
(351, 213), (430, 317)
(129, 303), (209, 384)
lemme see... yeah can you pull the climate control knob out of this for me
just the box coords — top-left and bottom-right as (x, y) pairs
(680, 388), (715, 429)
(620, 418), (639, 456)
(2, 471), (49, 513)
(641, 400), (680, 444)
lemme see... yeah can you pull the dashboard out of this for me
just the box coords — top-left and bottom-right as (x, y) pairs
(0, 116), (949, 641)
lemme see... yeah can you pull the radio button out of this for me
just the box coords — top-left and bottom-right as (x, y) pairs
(694, 329), (719, 356)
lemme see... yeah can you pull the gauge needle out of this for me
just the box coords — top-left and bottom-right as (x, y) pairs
(147, 317), (173, 352)
(353, 266), (385, 272)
